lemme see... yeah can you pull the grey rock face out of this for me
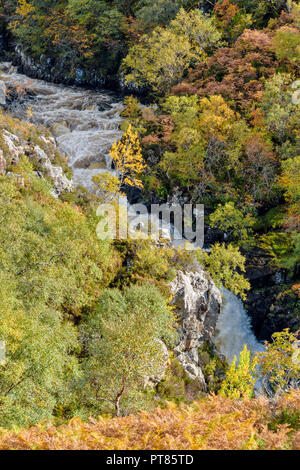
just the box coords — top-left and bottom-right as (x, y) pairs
(2, 129), (22, 164)
(0, 81), (7, 105)
(170, 270), (222, 389)
(0, 128), (73, 196)
(34, 145), (73, 197)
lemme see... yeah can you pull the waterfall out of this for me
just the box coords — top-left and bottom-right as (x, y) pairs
(214, 289), (264, 364)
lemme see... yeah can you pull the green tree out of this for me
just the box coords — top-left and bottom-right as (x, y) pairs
(122, 27), (195, 94)
(135, 0), (183, 31)
(67, 0), (123, 48)
(197, 243), (250, 299)
(92, 172), (122, 201)
(170, 7), (222, 54)
(278, 155), (300, 204)
(78, 284), (177, 416)
(209, 202), (255, 241)
(274, 26), (300, 64)
(159, 94), (241, 195)
(260, 73), (300, 149)
(232, 0), (287, 27)
(256, 330), (300, 395)
(0, 276), (79, 428)
(0, 172), (119, 427)
(122, 8), (221, 93)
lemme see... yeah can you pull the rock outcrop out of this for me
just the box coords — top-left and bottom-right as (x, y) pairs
(170, 270), (222, 390)
(33, 144), (73, 197)
(0, 120), (73, 196)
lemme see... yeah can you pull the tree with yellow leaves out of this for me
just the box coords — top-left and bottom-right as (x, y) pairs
(110, 123), (146, 190)
(219, 345), (258, 399)
(92, 172), (122, 201)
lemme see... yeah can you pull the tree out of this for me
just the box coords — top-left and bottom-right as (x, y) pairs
(0, 169), (120, 427)
(110, 123), (146, 189)
(209, 202), (255, 241)
(197, 243), (250, 299)
(170, 7), (221, 54)
(135, 0), (183, 32)
(122, 27), (195, 94)
(113, 239), (179, 292)
(92, 172), (122, 201)
(213, 0), (252, 43)
(173, 29), (277, 112)
(261, 74), (300, 146)
(10, 1), (94, 63)
(122, 8), (221, 93)
(158, 95), (240, 195)
(0, 276), (79, 428)
(256, 330), (300, 396)
(278, 155), (300, 204)
(42, 10), (93, 61)
(278, 155), (300, 233)
(231, 0), (287, 27)
(78, 284), (177, 416)
(274, 26), (300, 64)
(67, 0), (123, 49)
(241, 132), (278, 204)
(219, 345), (258, 399)
(9, 0), (124, 77)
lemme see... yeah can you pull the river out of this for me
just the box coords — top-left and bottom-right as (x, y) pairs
(0, 62), (263, 364)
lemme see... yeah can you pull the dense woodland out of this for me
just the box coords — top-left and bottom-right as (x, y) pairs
(0, 0), (299, 450)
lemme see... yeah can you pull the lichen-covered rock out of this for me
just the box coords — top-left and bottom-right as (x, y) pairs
(170, 270), (222, 389)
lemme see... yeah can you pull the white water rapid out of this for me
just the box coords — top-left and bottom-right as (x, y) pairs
(0, 62), (123, 189)
(0, 62), (263, 364)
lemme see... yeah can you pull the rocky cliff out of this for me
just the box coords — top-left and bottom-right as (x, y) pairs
(170, 269), (222, 390)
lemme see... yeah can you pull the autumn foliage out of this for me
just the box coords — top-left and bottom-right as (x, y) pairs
(0, 391), (299, 450)
(172, 29), (277, 112)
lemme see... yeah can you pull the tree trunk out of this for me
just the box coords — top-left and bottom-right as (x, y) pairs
(114, 375), (126, 417)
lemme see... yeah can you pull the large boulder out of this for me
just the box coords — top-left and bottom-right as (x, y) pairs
(170, 270), (222, 389)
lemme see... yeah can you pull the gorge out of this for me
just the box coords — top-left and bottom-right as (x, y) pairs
(0, 61), (263, 369)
